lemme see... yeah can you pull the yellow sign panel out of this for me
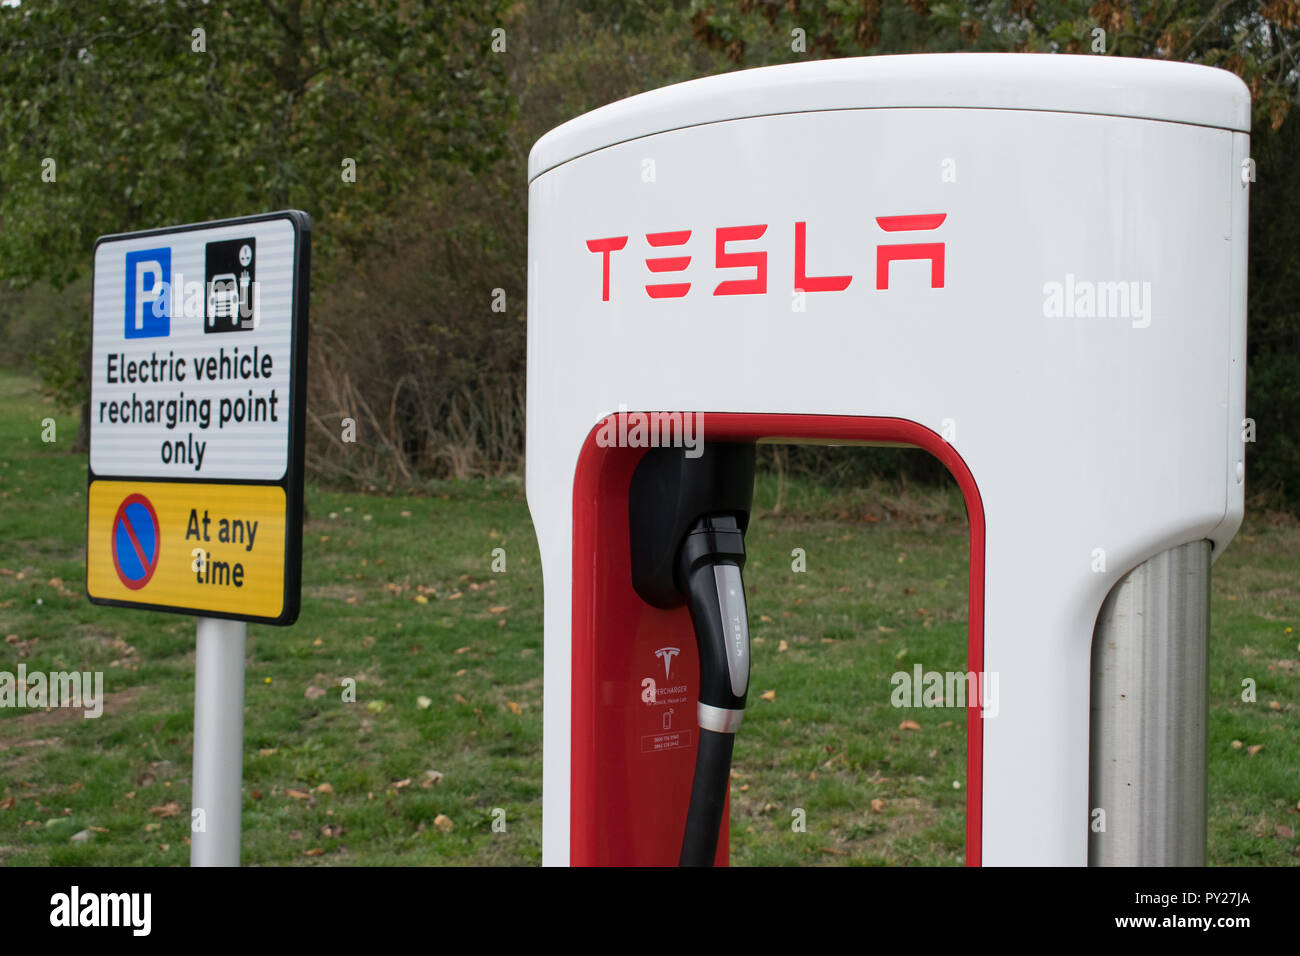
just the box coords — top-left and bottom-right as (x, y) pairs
(87, 480), (286, 621)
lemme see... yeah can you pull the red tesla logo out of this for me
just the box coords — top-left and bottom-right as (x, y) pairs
(586, 214), (946, 302)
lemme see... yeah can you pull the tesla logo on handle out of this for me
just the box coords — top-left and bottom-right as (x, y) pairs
(586, 215), (946, 302)
(654, 646), (680, 679)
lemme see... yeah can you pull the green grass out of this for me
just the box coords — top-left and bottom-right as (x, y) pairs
(0, 371), (543, 865)
(0, 369), (1296, 866)
(734, 479), (972, 865)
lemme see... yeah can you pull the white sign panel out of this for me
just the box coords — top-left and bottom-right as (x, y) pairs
(90, 213), (307, 481)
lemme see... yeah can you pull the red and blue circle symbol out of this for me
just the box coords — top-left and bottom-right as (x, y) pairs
(111, 493), (160, 590)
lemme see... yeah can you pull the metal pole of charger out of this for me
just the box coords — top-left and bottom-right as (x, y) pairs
(190, 616), (247, 866)
(1089, 540), (1211, 866)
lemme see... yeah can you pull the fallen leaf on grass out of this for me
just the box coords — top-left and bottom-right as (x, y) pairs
(899, 720), (921, 731)
(303, 848), (325, 856)
(148, 802), (181, 818)
(507, 701), (522, 715)
(0, 796), (16, 810)
(433, 814), (454, 832)
(778, 640), (789, 653)
(321, 824), (344, 838)
(760, 690), (776, 702)
(258, 748), (278, 757)
(393, 779), (411, 790)
(417, 696), (432, 709)
(1247, 744), (1264, 756)
(871, 799), (887, 812)
(304, 686), (326, 700)
(285, 789), (312, 800)
(315, 783), (334, 794)
(454, 646), (471, 655)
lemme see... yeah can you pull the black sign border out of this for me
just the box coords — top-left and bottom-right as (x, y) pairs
(85, 210), (311, 626)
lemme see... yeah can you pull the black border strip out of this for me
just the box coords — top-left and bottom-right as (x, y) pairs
(85, 210), (311, 626)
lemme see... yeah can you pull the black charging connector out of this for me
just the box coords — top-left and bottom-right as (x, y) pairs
(628, 442), (756, 866)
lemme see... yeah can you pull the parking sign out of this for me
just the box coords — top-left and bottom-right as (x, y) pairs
(124, 247), (172, 338)
(86, 211), (310, 625)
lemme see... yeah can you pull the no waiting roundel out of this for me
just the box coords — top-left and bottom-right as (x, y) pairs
(111, 494), (160, 590)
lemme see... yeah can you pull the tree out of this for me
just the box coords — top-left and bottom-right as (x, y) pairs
(0, 0), (513, 285)
(0, 0), (512, 447)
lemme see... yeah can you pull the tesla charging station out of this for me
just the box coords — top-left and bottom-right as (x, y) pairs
(527, 54), (1250, 866)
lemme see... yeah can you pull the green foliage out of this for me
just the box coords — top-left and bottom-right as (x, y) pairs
(31, 319), (90, 410)
(0, 0), (514, 288)
(1245, 113), (1300, 506)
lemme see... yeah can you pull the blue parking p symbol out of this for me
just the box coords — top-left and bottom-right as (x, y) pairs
(124, 247), (171, 338)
